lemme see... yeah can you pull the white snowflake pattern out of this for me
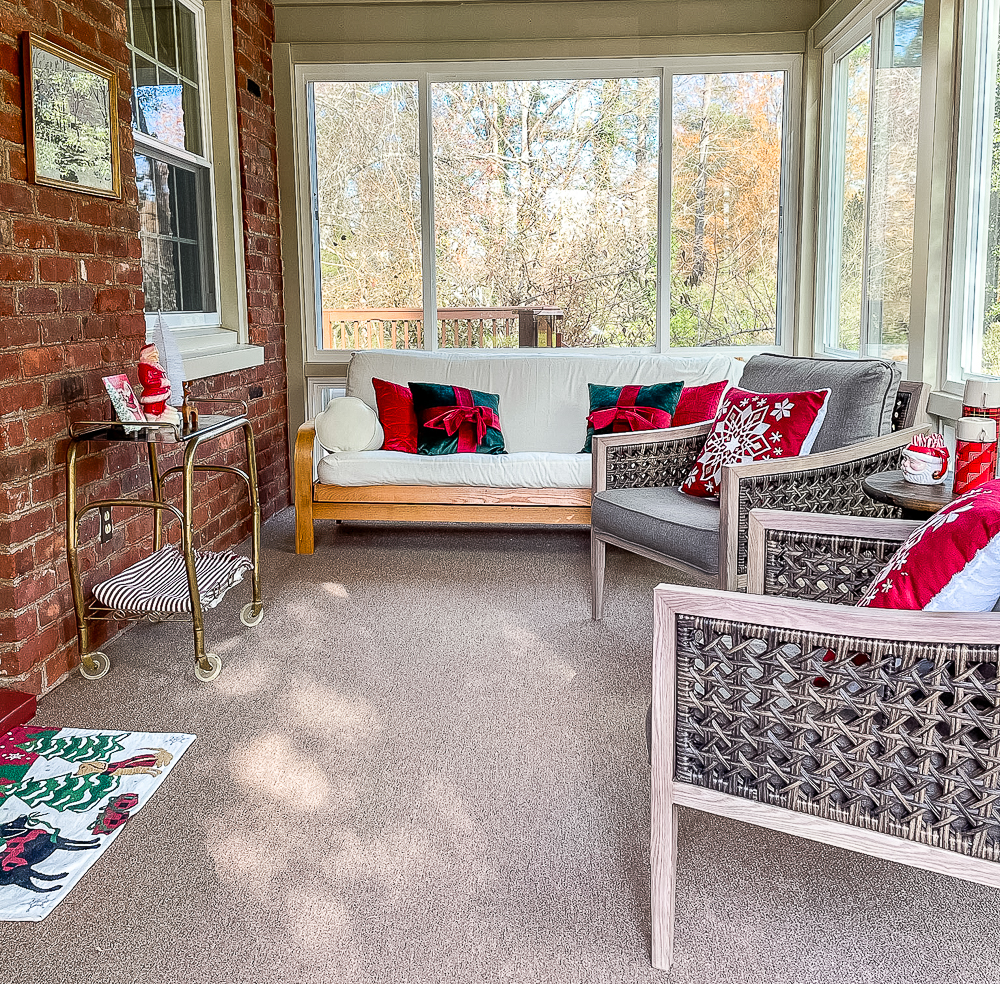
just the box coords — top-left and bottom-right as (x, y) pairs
(687, 396), (778, 490)
(771, 399), (795, 420)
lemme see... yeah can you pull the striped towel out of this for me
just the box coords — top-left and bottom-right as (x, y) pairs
(93, 546), (253, 616)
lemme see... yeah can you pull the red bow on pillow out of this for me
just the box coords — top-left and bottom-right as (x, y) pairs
(422, 404), (499, 452)
(587, 385), (672, 434)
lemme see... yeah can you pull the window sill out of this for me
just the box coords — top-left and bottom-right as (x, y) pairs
(175, 328), (265, 380)
(927, 389), (963, 423)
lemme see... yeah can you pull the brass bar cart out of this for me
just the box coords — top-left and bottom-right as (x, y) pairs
(66, 405), (263, 682)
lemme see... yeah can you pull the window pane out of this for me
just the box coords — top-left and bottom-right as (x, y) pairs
(834, 38), (871, 354)
(131, 0), (155, 58)
(135, 151), (212, 313)
(431, 78), (659, 348)
(312, 81), (422, 350)
(670, 72), (785, 347)
(177, 4), (197, 81)
(867, 0), (923, 361)
(154, 0), (177, 71)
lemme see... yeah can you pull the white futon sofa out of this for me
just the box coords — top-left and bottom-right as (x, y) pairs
(294, 348), (740, 553)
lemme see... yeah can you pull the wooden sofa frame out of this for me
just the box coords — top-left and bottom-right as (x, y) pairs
(651, 508), (1000, 970)
(294, 420), (591, 553)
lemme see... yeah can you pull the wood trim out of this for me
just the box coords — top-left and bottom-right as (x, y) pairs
(294, 421), (317, 554)
(653, 583), (1000, 647)
(313, 484), (590, 506)
(672, 784), (1000, 891)
(594, 530), (717, 587)
(748, 508), (921, 541)
(312, 500), (591, 525)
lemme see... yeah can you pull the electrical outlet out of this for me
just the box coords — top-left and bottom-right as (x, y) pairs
(99, 506), (113, 543)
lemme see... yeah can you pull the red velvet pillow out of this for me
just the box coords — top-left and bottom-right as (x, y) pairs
(680, 385), (831, 498)
(672, 380), (728, 427)
(857, 481), (1000, 612)
(372, 377), (418, 453)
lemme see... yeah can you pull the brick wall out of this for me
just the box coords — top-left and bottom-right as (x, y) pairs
(0, 0), (289, 695)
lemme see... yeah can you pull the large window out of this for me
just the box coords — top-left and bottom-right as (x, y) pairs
(305, 60), (797, 357)
(951, 0), (1000, 381)
(819, 0), (924, 363)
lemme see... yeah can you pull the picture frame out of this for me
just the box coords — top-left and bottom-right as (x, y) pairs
(102, 374), (147, 426)
(23, 33), (121, 199)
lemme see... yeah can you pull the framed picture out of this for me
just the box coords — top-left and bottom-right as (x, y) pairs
(103, 374), (147, 425)
(23, 34), (121, 199)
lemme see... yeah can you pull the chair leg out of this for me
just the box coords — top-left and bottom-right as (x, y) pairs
(650, 799), (679, 971)
(591, 531), (606, 620)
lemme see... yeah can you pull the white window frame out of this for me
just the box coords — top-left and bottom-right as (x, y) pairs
(291, 55), (801, 367)
(815, 0), (929, 363)
(946, 0), (1000, 390)
(131, 0), (262, 378)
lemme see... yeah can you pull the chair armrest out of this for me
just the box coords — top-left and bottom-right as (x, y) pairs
(745, 508), (922, 602)
(592, 422), (712, 494)
(716, 426), (928, 589)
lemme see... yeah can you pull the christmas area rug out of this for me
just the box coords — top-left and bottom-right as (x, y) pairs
(0, 726), (195, 921)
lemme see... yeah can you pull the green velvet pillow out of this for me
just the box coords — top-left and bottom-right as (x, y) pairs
(581, 381), (684, 452)
(409, 381), (506, 455)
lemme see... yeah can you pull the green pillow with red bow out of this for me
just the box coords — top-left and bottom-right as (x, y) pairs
(581, 381), (684, 453)
(409, 382), (506, 455)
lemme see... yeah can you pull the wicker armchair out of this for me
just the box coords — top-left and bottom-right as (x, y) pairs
(650, 509), (1000, 971)
(591, 376), (928, 615)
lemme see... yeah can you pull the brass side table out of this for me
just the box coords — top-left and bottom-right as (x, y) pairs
(66, 408), (263, 682)
(861, 469), (955, 520)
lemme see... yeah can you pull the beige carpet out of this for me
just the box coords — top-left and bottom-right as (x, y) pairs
(2, 508), (999, 984)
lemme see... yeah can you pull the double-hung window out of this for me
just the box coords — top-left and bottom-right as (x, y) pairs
(126, 0), (260, 376)
(950, 0), (1000, 382)
(817, 0), (925, 364)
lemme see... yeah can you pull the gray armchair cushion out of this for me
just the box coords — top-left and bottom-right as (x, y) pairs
(738, 354), (902, 453)
(592, 487), (720, 574)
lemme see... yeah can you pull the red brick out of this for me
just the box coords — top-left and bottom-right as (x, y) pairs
(17, 287), (59, 314)
(95, 230), (127, 257)
(0, 380), (45, 415)
(82, 258), (112, 283)
(95, 287), (130, 311)
(39, 255), (77, 282)
(0, 418), (26, 453)
(40, 315), (83, 345)
(76, 200), (111, 226)
(62, 284), (96, 312)
(36, 189), (74, 221)
(8, 148), (27, 182)
(0, 609), (39, 645)
(12, 220), (56, 249)
(57, 227), (96, 254)
(14, 623), (61, 667)
(0, 252), (33, 281)
(25, 409), (66, 442)
(62, 11), (99, 50)
(22, 346), (64, 377)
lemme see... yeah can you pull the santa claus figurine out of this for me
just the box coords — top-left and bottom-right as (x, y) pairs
(137, 342), (180, 425)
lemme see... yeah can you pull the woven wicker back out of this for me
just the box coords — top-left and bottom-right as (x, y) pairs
(674, 613), (1000, 860)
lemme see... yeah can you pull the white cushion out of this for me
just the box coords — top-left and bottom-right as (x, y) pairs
(317, 450), (590, 489)
(345, 349), (741, 454)
(314, 397), (384, 453)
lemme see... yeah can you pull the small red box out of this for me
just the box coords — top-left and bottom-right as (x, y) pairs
(0, 690), (37, 734)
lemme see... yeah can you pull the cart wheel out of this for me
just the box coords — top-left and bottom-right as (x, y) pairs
(80, 652), (110, 681)
(240, 602), (264, 627)
(194, 653), (222, 683)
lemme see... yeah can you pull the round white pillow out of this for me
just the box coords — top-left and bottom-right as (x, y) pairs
(314, 397), (384, 453)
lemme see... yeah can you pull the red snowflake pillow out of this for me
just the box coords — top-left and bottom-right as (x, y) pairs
(679, 385), (831, 498)
(857, 480), (1000, 612)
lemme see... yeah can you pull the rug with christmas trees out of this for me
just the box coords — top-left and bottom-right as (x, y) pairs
(0, 726), (195, 921)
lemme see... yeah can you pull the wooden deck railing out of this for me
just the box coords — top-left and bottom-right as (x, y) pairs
(321, 306), (564, 350)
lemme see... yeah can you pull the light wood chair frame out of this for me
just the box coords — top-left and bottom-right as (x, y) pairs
(650, 508), (1000, 971)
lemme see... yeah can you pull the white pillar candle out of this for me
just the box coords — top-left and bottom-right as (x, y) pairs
(956, 416), (998, 442)
(962, 377), (1000, 409)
